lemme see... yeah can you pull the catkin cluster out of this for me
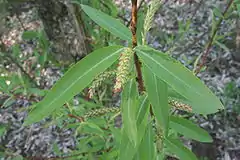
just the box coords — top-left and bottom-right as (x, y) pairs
(168, 99), (192, 112)
(88, 70), (116, 98)
(84, 107), (120, 120)
(113, 48), (133, 93)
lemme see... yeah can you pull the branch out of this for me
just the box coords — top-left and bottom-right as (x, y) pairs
(131, 0), (145, 93)
(127, 0), (145, 27)
(195, 0), (234, 74)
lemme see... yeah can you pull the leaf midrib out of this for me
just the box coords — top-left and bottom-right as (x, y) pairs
(170, 120), (207, 140)
(136, 49), (202, 98)
(41, 48), (123, 112)
(82, 5), (131, 42)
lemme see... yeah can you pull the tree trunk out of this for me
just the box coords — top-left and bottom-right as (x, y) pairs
(35, 0), (90, 63)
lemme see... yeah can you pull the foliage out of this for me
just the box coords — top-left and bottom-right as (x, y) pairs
(19, 2), (224, 160)
(2, 0), (239, 159)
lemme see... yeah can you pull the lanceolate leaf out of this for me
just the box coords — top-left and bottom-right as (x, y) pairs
(136, 94), (151, 145)
(135, 45), (224, 115)
(119, 130), (136, 160)
(164, 137), (198, 160)
(136, 94), (150, 126)
(119, 95), (150, 160)
(121, 78), (138, 146)
(80, 4), (132, 42)
(168, 86), (187, 101)
(135, 123), (155, 160)
(170, 116), (213, 142)
(143, 65), (169, 135)
(24, 46), (124, 125)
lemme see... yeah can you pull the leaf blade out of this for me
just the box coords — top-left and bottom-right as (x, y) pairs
(164, 137), (198, 160)
(170, 116), (213, 142)
(24, 46), (124, 125)
(80, 4), (132, 42)
(135, 123), (155, 160)
(121, 78), (138, 146)
(143, 65), (169, 135)
(135, 45), (224, 115)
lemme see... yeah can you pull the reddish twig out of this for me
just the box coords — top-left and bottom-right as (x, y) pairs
(131, 0), (145, 93)
(131, 0), (153, 116)
(68, 114), (84, 122)
(127, 0), (145, 27)
(195, 0), (234, 74)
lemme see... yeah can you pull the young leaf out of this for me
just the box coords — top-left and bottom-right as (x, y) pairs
(164, 137), (198, 160)
(24, 46), (124, 125)
(136, 94), (151, 145)
(0, 125), (6, 137)
(121, 78), (138, 146)
(135, 123), (155, 160)
(136, 94), (150, 126)
(213, 7), (223, 18)
(119, 130), (137, 160)
(12, 45), (21, 57)
(78, 122), (104, 136)
(215, 40), (230, 53)
(120, 94), (150, 160)
(135, 45), (224, 115)
(0, 77), (8, 91)
(170, 116), (213, 142)
(143, 65), (169, 135)
(22, 30), (39, 40)
(80, 4), (132, 42)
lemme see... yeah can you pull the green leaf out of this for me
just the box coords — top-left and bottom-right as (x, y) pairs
(53, 142), (61, 155)
(80, 4), (132, 42)
(0, 77), (8, 91)
(110, 127), (122, 147)
(135, 123), (155, 160)
(78, 122), (104, 136)
(164, 137), (198, 160)
(27, 88), (46, 97)
(143, 65), (169, 135)
(0, 125), (6, 137)
(136, 94), (150, 125)
(121, 78), (138, 146)
(12, 155), (24, 160)
(24, 46), (124, 125)
(135, 45), (224, 115)
(119, 130), (136, 160)
(137, 12), (145, 45)
(237, 4), (240, 16)
(170, 116), (213, 142)
(12, 44), (21, 57)
(22, 31), (39, 40)
(168, 86), (187, 100)
(2, 96), (15, 108)
(215, 41), (230, 53)
(136, 94), (151, 145)
(213, 7), (223, 18)
(120, 94), (151, 160)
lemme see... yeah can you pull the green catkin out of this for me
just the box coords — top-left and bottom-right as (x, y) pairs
(83, 107), (120, 120)
(168, 98), (193, 112)
(142, 0), (162, 45)
(88, 70), (116, 98)
(113, 48), (133, 93)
